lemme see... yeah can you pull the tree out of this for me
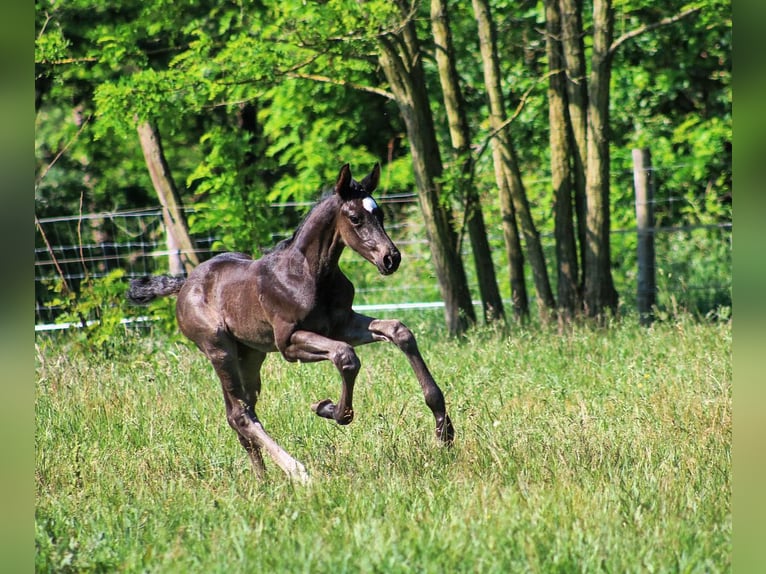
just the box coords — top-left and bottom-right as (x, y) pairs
(558, 0), (589, 288)
(472, 0), (555, 321)
(377, 1), (476, 335)
(430, 0), (505, 323)
(35, 0), (213, 273)
(472, 0), (527, 319)
(544, 0), (580, 320)
(136, 120), (199, 275)
(582, 0), (619, 318)
(550, 0), (704, 319)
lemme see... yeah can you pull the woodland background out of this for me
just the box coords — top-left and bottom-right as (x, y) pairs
(34, 0), (731, 334)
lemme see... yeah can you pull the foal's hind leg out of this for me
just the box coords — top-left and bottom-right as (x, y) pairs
(232, 347), (268, 478)
(203, 338), (310, 484)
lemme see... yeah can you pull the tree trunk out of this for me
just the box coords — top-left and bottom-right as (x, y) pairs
(473, 0), (556, 320)
(545, 0), (579, 321)
(377, 16), (476, 336)
(559, 0), (588, 291)
(583, 0), (619, 318)
(472, 0), (527, 320)
(136, 120), (199, 275)
(430, 0), (505, 324)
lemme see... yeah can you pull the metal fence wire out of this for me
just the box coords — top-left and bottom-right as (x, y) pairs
(34, 199), (732, 330)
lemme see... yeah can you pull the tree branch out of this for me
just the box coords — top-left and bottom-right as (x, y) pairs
(609, 7), (701, 57)
(37, 56), (99, 66)
(35, 113), (92, 188)
(285, 72), (395, 100)
(474, 70), (558, 161)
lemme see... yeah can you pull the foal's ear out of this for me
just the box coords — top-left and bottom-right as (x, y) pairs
(335, 163), (353, 199)
(360, 163), (381, 194)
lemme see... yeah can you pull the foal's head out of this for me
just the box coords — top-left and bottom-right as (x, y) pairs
(334, 163), (401, 275)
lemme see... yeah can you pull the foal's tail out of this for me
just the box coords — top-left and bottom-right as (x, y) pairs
(127, 276), (186, 304)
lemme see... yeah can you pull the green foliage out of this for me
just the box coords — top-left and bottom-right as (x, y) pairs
(610, 0), (731, 227)
(49, 269), (181, 354)
(185, 126), (274, 253)
(36, 316), (731, 572)
(655, 227), (732, 318)
(257, 83), (389, 205)
(35, 0), (731, 325)
(51, 269), (132, 353)
(93, 70), (190, 138)
(35, 17), (69, 64)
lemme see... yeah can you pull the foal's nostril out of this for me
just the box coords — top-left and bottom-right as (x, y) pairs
(383, 249), (401, 273)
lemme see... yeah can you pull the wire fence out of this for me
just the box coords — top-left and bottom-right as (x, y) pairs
(34, 191), (732, 330)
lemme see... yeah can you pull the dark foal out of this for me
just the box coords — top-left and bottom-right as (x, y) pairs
(128, 163), (454, 483)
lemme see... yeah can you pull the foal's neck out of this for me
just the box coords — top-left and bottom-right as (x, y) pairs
(291, 196), (345, 276)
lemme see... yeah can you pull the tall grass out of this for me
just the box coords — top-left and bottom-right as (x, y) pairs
(35, 315), (730, 572)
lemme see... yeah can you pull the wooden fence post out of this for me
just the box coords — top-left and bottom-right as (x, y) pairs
(632, 148), (656, 325)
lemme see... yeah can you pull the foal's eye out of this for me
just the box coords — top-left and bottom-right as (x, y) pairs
(348, 214), (362, 226)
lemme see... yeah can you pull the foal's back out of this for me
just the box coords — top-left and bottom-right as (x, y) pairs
(176, 252), (279, 354)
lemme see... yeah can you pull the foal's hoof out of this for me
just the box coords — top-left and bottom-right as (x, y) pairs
(310, 400), (354, 425)
(311, 399), (336, 420)
(436, 415), (455, 445)
(290, 462), (311, 486)
(337, 407), (354, 426)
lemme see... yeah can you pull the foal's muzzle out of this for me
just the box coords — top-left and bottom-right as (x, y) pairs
(379, 248), (401, 275)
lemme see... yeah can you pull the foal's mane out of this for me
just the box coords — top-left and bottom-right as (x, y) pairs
(266, 193), (338, 254)
(265, 175), (372, 255)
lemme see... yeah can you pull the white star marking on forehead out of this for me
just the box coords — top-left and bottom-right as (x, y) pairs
(362, 197), (379, 214)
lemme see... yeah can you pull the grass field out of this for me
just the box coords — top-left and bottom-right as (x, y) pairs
(35, 313), (731, 572)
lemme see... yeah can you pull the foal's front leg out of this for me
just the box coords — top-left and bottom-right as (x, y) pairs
(283, 330), (360, 425)
(343, 314), (455, 444)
